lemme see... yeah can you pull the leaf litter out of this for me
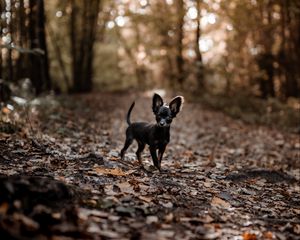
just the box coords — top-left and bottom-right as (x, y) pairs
(0, 92), (299, 239)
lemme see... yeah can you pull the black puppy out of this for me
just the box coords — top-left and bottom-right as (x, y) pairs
(120, 93), (184, 171)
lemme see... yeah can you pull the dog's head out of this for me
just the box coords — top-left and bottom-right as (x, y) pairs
(152, 93), (184, 127)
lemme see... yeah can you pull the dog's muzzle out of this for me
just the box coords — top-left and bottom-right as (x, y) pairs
(159, 120), (167, 127)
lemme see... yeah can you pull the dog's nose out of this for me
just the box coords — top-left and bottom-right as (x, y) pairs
(159, 120), (166, 126)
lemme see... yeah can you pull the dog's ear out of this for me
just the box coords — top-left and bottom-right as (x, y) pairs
(169, 96), (184, 117)
(152, 93), (164, 114)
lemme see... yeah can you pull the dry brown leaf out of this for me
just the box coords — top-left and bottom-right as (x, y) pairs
(94, 167), (134, 176)
(146, 215), (159, 224)
(164, 213), (174, 223)
(104, 185), (119, 196)
(157, 230), (175, 238)
(116, 182), (135, 194)
(294, 224), (300, 235)
(0, 202), (9, 215)
(99, 230), (120, 238)
(263, 231), (274, 239)
(293, 208), (300, 214)
(211, 196), (231, 208)
(87, 222), (102, 234)
(203, 180), (212, 188)
(2, 107), (11, 114)
(79, 208), (109, 219)
(202, 214), (214, 223)
(13, 213), (39, 230)
(172, 162), (182, 169)
(139, 195), (153, 203)
(242, 232), (257, 240)
(180, 217), (192, 222)
(129, 178), (141, 191)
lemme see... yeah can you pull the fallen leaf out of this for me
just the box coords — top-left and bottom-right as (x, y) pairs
(243, 232), (257, 240)
(129, 178), (141, 191)
(157, 230), (175, 238)
(115, 206), (135, 216)
(164, 213), (174, 223)
(100, 230), (120, 238)
(203, 180), (212, 188)
(116, 182), (135, 194)
(202, 215), (214, 223)
(104, 185), (119, 196)
(108, 215), (120, 221)
(13, 213), (39, 230)
(294, 224), (300, 234)
(0, 202), (9, 215)
(2, 107), (11, 114)
(146, 215), (159, 224)
(263, 231), (274, 239)
(161, 201), (173, 208)
(173, 162), (182, 168)
(79, 208), (109, 221)
(211, 196), (231, 208)
(87, 222), (102, 234)
(139, 196), (153, 203)
(93, 167), (135, 176)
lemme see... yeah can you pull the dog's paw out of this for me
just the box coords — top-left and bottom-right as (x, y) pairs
(159, 168), (169, 174)
(143, 165), (157, 172)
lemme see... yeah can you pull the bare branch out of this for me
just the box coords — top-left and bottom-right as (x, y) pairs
(0, 44), (45, 56)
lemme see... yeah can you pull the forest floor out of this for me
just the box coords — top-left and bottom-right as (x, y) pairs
(0, 91), (299, 240)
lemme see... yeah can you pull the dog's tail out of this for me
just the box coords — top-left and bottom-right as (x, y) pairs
(126, 101), (135, 125)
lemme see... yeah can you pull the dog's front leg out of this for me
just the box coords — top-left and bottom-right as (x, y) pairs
(150, 146), (160, 171)
(158, 145), (166, 170)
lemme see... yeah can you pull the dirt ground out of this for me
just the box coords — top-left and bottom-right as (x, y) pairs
(0, 92), (299, 240)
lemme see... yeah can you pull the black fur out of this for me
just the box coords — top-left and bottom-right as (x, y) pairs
(120, 93), (184, 171)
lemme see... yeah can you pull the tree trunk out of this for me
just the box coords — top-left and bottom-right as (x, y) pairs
(29, 0), (51, 95)
(15, 0), (28, 79)
(36, 0), (51, 91)
(0, 0), (4, 79)
(265, 0), (275, 97)
(195, 0), (204, 90)
(81, 0), (101, 92)
(29, 0), (40, 94)
(175, 0), (185, 87)
(284, 0), (299, 97)
(69, 0), (77, 92)
(70, 0), (101, 93)
(47, 24), (70, 90)
(7, 0), (14, 82)
(257, 0), (275, 98)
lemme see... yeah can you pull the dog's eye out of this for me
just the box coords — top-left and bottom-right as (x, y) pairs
(166, 118), (172, 123)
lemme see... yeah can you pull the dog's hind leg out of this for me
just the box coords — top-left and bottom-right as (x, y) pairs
(120, 137), (133, 160)
(136, 141), (145, 164)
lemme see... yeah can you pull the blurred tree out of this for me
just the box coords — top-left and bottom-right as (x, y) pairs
(257, 0), (276, 98)
(221, 0), (299, 99)
(194, 0), (204, 90)
(47, 24), (70, 91)
(69, 0), (101, 93)
(1, 0), (298, 101)
(175, 0), (185, 87)
(278, 0), (299, 98)
(0, 0), (2, 79)
(15, 0), (28, 80)
(7, 0), (14, 83)
(29, 0), (51, 94)
(0, 0), (51, 95)
(150, 1), (177, 87)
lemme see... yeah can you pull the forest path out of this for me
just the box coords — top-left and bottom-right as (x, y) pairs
(0, 92), (299, 239)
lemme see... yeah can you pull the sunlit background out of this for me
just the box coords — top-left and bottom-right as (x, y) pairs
(1, 0), (299, 102)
